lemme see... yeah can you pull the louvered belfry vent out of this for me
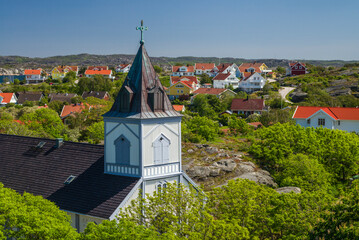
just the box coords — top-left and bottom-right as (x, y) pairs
(103, 42), (181, 119)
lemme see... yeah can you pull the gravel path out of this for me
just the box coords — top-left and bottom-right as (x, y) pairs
(278, 87), (295, 103)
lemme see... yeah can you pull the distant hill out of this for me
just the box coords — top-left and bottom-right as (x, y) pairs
(0, 54), (357, 71)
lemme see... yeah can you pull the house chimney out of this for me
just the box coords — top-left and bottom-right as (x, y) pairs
(55, 138), (63, 148)
(246, 95), (249, 101)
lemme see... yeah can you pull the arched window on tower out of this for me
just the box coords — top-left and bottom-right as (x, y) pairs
(114, 135), (131, 165)
(153, 134), (170, 165)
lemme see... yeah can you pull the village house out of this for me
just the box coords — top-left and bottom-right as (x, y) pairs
(213, 63), (240, 77)
(52, 66), (79, 79)
(49, 93), (77, 104)
(84, 69), (113, 79)
(172, 104), (185, 112)
(238, 72), (266, 93)
(231, 98), (266, 116)
(168, 76), (199, 100)
(171, 65), (195, 76)
(194, 63), (216, 76)
(192, 88), (236, 99)
(60, 103), (91, 122)
(0, 92), (17, 106)
(287, 62), (307, 76)
(82, 91), (110, 100)
(0, 31), (197, 232)
(115, 64), (131, 73)
(16, 91), (43, 104)
(24, 69), (46, 84)
(212, 73), (240, 89)
(292, 106), (359, 132)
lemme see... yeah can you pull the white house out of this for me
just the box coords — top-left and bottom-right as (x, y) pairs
(212, 73), (240, 89)
(24, 69), (46, 84)
(213, 63), (240, 77)
(115, 64), (131, 73)
(292, 106), (359, 132)
(171, 65), (195, 76)
(238, 72), (266, 93)
(194, 63), (215, 76)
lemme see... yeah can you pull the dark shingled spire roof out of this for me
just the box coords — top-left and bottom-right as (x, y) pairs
(104, 43), (181, 119)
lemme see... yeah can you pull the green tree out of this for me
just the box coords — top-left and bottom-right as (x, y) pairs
(184, 116), (219, 141)
(48, 100), (67, 115)
(310, 180), (359, 239)
(228, 116), (252, 136)
(117, 182), (249, 240)
(153, 65), (162, 74)
(80, 121), (104, 144)
(199, 73), (212, 85)
(62, 70), (77, 83)
(0, 183), (79, 239)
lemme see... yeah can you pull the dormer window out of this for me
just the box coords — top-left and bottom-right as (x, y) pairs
(119, 86), (133, 112)
(148, 88), (164, 111)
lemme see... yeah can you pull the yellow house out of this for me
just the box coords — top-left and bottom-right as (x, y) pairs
(51, 66), (79, 79)
(168, 81), (194, 100)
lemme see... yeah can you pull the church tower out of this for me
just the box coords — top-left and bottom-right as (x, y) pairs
(103, 21), (191, 196)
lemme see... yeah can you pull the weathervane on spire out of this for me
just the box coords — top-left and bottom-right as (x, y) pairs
(136, 20), (148, 44)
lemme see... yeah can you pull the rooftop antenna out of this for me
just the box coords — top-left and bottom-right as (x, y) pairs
(136, 20), (148, 44)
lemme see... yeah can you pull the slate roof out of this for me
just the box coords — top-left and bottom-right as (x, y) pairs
(49, 93), (77, 103)
(104, 43), (181, 119)
(231, 98), (265, 111)
(16, 92), (43, 104)
(82, 91), (109, 99)
(292, 106), (359, 120)
(0, 134), (139, 219)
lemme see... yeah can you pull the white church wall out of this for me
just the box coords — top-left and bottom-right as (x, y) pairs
(67, 211), (104, 233)
(145, 176), (180, 194)
(142, 120), (180, 167)
(105, 121), (140, 166)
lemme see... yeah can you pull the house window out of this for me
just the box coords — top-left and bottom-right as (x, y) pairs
(114, 135), (131, 165)
(338, 120), (340, 126)
(318, 118), (325, 126)
(156, 181), (167, 194)
(153, 134), (170, 165)
(307, 119), (311, 124)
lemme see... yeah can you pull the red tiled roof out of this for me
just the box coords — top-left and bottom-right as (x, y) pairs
(118, 64), (130, 68)
(172, 105), (184, 112)
(24, 69), (42, 75)
(172, 66), (195, 72)
(216, 63), (232, 73)
(292, 106), (359, 120)
(193, 88), (227, 95)
(213, 73), (231, 81)
(60, 103), (90, 118)
(0, 93), (15, 104)
(289, 62), (306, 67)
(66, 66), (78, 72)
(85, 70), (112, 75)
(238, 66), (261, 73)
(231, 98), (265, 111)
(170, 76), (198, 85)
(242, 72), (255, 79)
(195, 63), (215, 70)
(87, 66), (108, 70)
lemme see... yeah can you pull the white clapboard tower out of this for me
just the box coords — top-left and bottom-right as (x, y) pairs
(102, 21), (196, 202)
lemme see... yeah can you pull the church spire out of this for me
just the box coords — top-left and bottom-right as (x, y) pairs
(104, 22), (180, 119)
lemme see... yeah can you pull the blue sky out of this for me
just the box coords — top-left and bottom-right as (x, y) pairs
(0, 0), (358, 60)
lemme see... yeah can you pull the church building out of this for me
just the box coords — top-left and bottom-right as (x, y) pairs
(0, 23), (197, 232)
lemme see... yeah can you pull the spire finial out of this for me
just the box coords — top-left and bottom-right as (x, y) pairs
(136, 20), (148, 44)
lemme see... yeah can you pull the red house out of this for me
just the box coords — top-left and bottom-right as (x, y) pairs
(287, 62), (306, 76)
